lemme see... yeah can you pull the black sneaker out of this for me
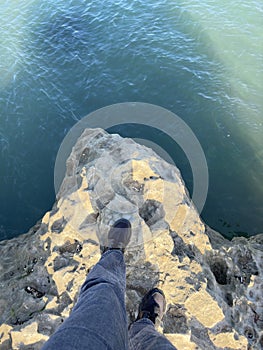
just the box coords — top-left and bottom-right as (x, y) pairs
(135, 288), (166, 325)
(101, 219), (132, 254)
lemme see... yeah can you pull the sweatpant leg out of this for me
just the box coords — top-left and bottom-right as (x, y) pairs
(129, 319), (177, 350)
(42, 250), (128, 350)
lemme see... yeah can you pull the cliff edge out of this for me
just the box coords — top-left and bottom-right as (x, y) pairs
(0, 128), (262, 349)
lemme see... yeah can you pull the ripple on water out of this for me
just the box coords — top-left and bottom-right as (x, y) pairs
(0, 0), (262, 239)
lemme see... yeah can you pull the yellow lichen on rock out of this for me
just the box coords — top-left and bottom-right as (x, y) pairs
(208, 330), (248, 349)
(41, 211), (50, 225)
(165, 334), (198, 350)
(170, 204), (188, 232)
(248, 274), (255, 288)
(162, 261), (201, 304)
(185, 287), (225, 328)
(45, 297), (59, 310)
(76, 167), (94, 214)
(0, 324), (12, 344)
(45, 252), (59, 275)
(59, 194), (92, 232)
(144, 178), (165, 203)
(49, 314), (61, 321)
(144, 232), (204, 305)
(162, 182), (186, 222)
(131, 159), (158, 182)
(52, 266), (79, 296)
(186, 230), (211, 255)
(170, 205), (211, 255)
(144, 229), (174, 256)
(10, 322), (48, 349)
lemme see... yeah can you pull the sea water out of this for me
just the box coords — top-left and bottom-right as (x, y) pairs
(0, 0), (262, 240)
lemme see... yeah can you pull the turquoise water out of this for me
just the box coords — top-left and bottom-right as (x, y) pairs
(0, 0), (262, 240)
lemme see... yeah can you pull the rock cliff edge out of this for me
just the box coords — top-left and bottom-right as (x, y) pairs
(0, 128), (262, 350)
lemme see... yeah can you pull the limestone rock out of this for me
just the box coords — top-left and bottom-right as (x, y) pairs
(0, 128), (262, 349)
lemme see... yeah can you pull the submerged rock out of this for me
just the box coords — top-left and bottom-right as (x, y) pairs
(0, 128), (262, 349)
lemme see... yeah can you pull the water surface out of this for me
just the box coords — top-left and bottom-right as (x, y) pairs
(0, 0), (262, 240)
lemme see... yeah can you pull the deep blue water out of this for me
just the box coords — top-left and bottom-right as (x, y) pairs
(0, 0), (262, 240)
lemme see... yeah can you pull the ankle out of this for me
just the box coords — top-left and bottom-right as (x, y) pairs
(140, 311), (158, 324)
(100, 246), (125, 254)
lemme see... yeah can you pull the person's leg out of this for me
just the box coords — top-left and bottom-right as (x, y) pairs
(42, 218), (131, 350)
(42, 250), (127, 350)
(129, 289), (177, 350)
(129, 319), (177, 350)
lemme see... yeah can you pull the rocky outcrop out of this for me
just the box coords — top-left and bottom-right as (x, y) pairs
(0, 128), (262, 350)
